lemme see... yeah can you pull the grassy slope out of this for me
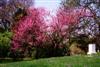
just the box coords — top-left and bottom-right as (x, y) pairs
(0, 56), (100, 67)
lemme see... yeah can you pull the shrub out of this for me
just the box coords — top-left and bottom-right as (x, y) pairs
(70, 34), (89, 52)
(34, 32), (68, 59)
(69, 42), (85, 55)
(35, 44), (67, 59)
(0, 31), (12, 58)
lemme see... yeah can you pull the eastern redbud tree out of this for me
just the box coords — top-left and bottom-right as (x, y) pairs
(10, 8), (48, 58)
(10, 6), (93, 58)
(49, 7), (93, 55)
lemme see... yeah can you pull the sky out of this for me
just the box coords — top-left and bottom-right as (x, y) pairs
(34, 0), (61, 25)
(34, 0), (61, 14)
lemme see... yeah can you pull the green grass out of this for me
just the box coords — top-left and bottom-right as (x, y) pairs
(0, 56), (100, 67)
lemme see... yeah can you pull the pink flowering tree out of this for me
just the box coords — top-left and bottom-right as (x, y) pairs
(10, 8), (48, 58)
(10, 6), (94, 58)
(47, 7), (94, 55)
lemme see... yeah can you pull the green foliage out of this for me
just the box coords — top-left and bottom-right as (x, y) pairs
(0, 32), (12, 45)
(0, 31), (12, 58)
(97, 52), (100, 56)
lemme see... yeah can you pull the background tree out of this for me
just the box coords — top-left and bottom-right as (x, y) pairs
(61, 0), (100, 51)
(0, 0), (33, 26)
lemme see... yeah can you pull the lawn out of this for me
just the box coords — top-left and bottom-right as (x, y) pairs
(0, 56), (100, 67)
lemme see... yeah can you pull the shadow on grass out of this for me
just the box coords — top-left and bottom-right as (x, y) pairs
(0, 58), (32, 63)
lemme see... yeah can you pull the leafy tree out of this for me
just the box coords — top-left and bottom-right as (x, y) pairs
(0, 0), (33, 26)
(61, 0), (100, 50)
